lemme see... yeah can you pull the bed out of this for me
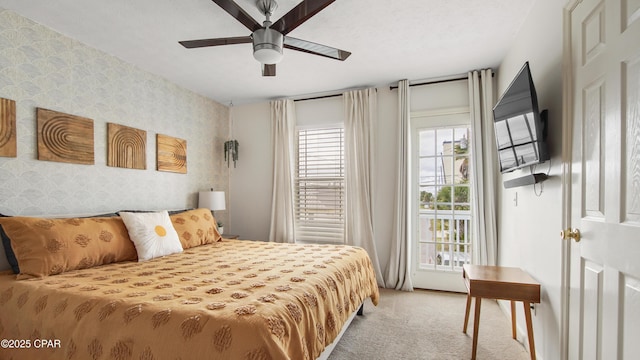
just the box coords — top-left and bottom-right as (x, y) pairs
(0, 209), (380, 360)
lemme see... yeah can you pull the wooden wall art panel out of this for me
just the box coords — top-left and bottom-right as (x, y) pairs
(0, 97), (17, 157)
(37, 108), (94, 164)
(107, 123), (147, 169)
(157, 134), (187, 174)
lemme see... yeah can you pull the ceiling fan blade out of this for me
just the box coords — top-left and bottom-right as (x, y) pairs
(284, 36), (351, 61)
(262, 64), (276, 76)
(179, 36), (252, 49)
(271, 0), (335, 35)
(212, 0), (262, 31)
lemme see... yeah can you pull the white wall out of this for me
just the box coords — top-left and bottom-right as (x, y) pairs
(227, 102), (272, 240)
(229, 81), (469, 277)
(495, 0), (565, 358)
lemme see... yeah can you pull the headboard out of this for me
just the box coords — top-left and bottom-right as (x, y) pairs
(0, 247), (9, 271)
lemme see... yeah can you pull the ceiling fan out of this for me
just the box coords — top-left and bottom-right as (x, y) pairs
(179, 0), (351, 76)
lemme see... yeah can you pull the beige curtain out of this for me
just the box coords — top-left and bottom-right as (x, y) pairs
(343, 88), (385, 287)
(468, 70), (498, 265)
(384, 79), (413, 291)
(268, 99), (296, 243)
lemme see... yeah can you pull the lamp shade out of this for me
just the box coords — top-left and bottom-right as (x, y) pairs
(199, 191), (226, 211)
(252, 28), (283, 64)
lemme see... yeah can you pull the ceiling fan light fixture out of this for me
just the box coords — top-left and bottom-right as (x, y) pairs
(252, 28), (283, 64)
(180, 0), (351, 76)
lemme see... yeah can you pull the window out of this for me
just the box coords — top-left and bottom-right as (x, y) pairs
(295, 127), (345, 244)
(417, 126), (472, 271)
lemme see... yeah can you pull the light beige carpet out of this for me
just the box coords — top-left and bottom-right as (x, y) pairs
(328, 288), (530, 360)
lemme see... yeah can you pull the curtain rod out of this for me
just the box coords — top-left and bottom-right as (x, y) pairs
(295, 78), (464, 101)
(388, 71), (494, 90)
(294, 71), (492, 101)
(389, 76), (467, 90)
(293, 88), (378, 102)
(294, 93), (342, 102)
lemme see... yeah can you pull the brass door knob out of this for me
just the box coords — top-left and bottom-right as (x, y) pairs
(561, 228), (581, 242)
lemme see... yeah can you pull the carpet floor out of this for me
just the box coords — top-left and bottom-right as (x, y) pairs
(328, 288), (531, 360)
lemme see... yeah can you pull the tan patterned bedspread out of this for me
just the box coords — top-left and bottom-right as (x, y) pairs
(0, 240), (379, 360)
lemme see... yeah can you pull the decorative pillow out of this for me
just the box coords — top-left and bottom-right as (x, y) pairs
(170, 208), (222, 249)
(1, 212), (123, 275)
(119, 211), (183, 261)
(0, 216), (138, 279)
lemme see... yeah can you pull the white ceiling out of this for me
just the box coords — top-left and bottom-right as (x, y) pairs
(0, 0), (534, 105)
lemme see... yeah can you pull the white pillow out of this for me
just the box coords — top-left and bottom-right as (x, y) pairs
(119, 211), (183, 261)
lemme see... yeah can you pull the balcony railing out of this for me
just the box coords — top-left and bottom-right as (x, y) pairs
(418, 209), (471, 271)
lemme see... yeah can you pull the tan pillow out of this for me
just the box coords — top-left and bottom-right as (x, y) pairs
(170, 208), (221, 249)
(0, 216), (137, 279)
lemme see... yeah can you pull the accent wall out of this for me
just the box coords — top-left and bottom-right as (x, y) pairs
(0, 9), (229, 218)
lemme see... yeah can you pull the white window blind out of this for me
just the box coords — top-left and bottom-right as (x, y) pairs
(295, 127), (345, 244)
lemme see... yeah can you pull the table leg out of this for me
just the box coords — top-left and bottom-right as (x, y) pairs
(471, 297), (481, 360)
(463, 293), (472, 333)
(523, 301), (536, 360)
(511, 300), (516, 339)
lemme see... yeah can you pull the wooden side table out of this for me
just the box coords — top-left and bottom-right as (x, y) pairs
(462, 264), (540, 360)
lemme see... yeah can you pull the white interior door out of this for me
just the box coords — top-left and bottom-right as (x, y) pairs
(566, 0), (640, 358)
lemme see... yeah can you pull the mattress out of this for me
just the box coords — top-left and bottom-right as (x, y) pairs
(0, 239), (379, 360)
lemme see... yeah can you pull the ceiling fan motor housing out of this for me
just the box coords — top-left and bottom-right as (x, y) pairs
(252, 27), (283, 64)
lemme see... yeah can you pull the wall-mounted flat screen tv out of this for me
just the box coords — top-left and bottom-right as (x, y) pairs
(493, 62), (549, 173)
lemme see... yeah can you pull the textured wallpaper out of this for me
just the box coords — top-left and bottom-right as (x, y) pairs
(0, 9), (229, 221)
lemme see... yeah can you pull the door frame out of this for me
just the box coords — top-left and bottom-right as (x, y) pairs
(560, 1), (588, 359)
(409, 106), (471, 292)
